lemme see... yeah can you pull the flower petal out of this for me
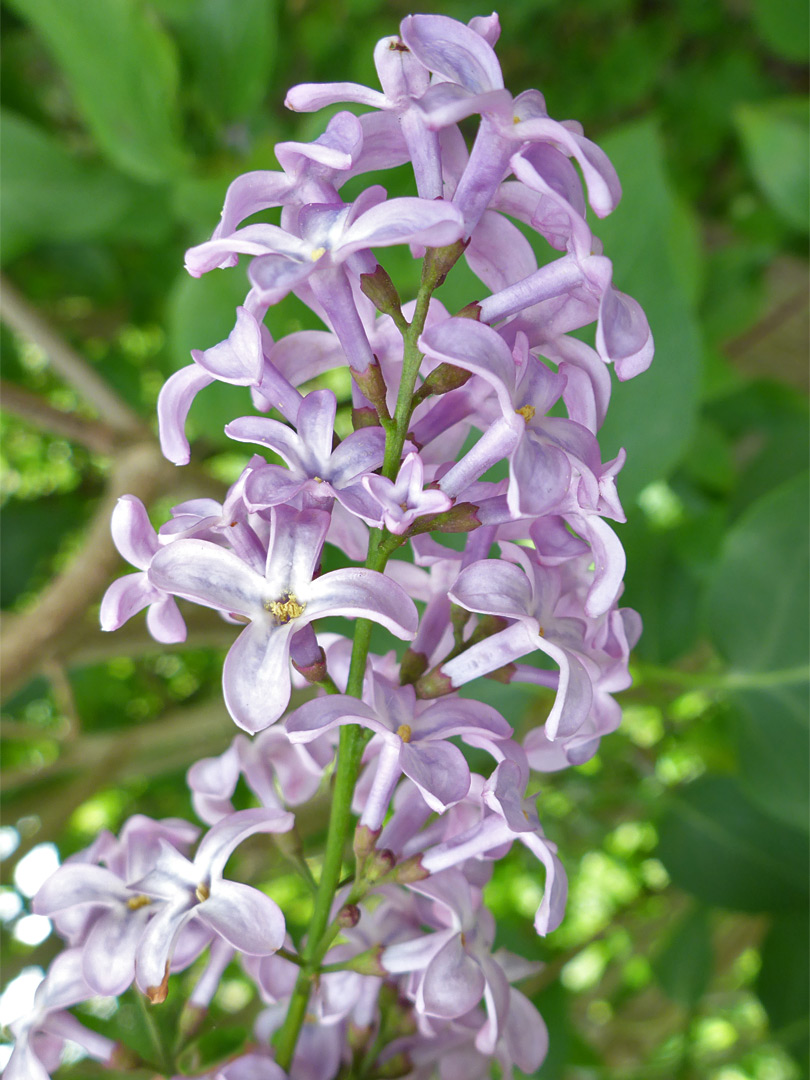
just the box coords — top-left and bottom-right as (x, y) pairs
(197, 879), (285, 955)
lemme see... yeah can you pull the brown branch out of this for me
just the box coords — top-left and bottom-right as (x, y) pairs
(0, 378), (120, 454)
(0, 441), (177, 698)
(0, 275), (146, 437)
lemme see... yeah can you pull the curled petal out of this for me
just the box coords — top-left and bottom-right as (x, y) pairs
(157, 364), (215, 466)
(197, 879), (285, 955)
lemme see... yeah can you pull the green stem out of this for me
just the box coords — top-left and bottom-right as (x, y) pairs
(273, 248), (458, 1069)
(634, 662), (809, 692)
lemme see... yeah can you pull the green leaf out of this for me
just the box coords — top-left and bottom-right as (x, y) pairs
(7, 0), (186, 183)
(734, 683), (809, 832)
(735, 98), (810, 234)
(0, 111), (143, 262)
(706, 472), (809, 672)
(752, 0), (810, 63)
(653, 906), (713, 1007)
(173, 0), (277, 124)
(595, 120), (702, 503)
(757, 912), (810, 1064)
(176, 1025), (248, 1075)
(657, 775), (809, 912)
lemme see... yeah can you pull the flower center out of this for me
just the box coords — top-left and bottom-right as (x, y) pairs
(396, 724), (412, 743)
(266, 593), (306, 625)
(127, 895), (151, 911)
(310, 246), (327, 262)
(195, 882), (210, 903)
(515, 405), (536, 423)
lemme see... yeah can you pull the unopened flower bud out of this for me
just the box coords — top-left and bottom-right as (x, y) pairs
(399, 648), (428, 685)
(337, 903), (361, 929)
(352, 406), (381, 430)
(354, 823), (381, 864)
(414, 667), (454, 699)
(394, 854), (428, 883)
(360, 264), (404, 321)
(352, 359), (391, 421)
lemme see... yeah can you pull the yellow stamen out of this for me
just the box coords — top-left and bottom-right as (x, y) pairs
(195, 882), (210, 903)
(515, 404), (536, 423)
(396, 724), (412, 743)
(538, 626), (545, 637)
(127, 895), (151, 911)
(266, 594), (305, 624)
(310, 246), (327, 262)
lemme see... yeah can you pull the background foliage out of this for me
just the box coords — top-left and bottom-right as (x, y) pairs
(0, 0), (807, 1077)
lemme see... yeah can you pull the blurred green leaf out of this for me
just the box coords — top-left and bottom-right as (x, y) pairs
(752, 0), (810, 63)
(172, 0), (277, 126)
(734, 683), (809, 832)
(0, 111), (145, 263)
(657, 775), (809, 912)
(652, 906), (713, 1006)
(176, 1025), (248, 1075)
(735, 98), (810, 234)
(595, 120), (702, 502)
(705, 472), (809, 672)
(6, 0), (187, 183)
(757, 912), (810, 1065)
(0, 493), (89, 607)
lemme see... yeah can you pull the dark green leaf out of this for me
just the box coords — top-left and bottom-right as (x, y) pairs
(652, 907), (713, 1006)
(0, 111), (144, 262)
(705, 472), (809, 672)
(595, 120), (702, 503)
(6, 0), (186, 182)
(757, 912), (810, 1063)
(735, 98), (810, 233)
(734, 683), (809, 832)
(752, 0), (810, 63)
(174, 0), (277, 125)
(657, 775), (809, 912)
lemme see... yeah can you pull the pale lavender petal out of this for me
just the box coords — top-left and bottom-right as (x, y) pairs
(520, 832), (568, 934)
(304, 568), (418, 639)
(382, 929), (453, 974)
(285, 81), (389, 111)
(110, 495), (157, 568)
(248, 254), (316, 305)
(188, 744), (241, 825)
(191, 306), (263, 385)
(419, 318), (516, 414)
(596, 285), (654, 379)
(145, 595), (187, 644)
(222, 619), (295, 732)
(149, 539), (263, 618)
(195, 808), (294, 881)
(465, 210), (538, 294)
(339, 198), (465, 258)
(225, 415), (305, 469)
(401, 13), (504, 93)
(157, 363), (215, 466)
(449, 559), (533, 618)
(504, 987), (549, 1072)
(99, 572), (155, 632)
(400, 741), (470, 812)
(82, 906), (144, 996)
(33, 864), (130, 915)
(440, 622), (539, 688)
(135, 899), (191, 998)
(286, 694), (382, 741)
(268, 329), (346, 386)
(197, 879), (285, 954)
(420, 934), (485, 1017)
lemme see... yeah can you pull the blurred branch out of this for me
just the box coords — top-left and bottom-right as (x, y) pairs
(0, 378), (121, 453)
(0, 274), (147, 438)
(0, 441), (177, 697)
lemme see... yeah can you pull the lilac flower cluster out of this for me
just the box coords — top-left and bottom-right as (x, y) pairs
(10, 13), (651, 1079)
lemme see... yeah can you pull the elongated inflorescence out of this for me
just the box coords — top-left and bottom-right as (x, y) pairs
(13, 13), (652, 1080)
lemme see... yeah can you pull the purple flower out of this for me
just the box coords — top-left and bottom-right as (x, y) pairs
(287, 675), (511, 829)
(6, 951), (117, 1080)
(130, 808), (293, 1002)
(362, 451), (452, 534)
(99, 495), (186, 643)
(148, 505), (419, 731)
